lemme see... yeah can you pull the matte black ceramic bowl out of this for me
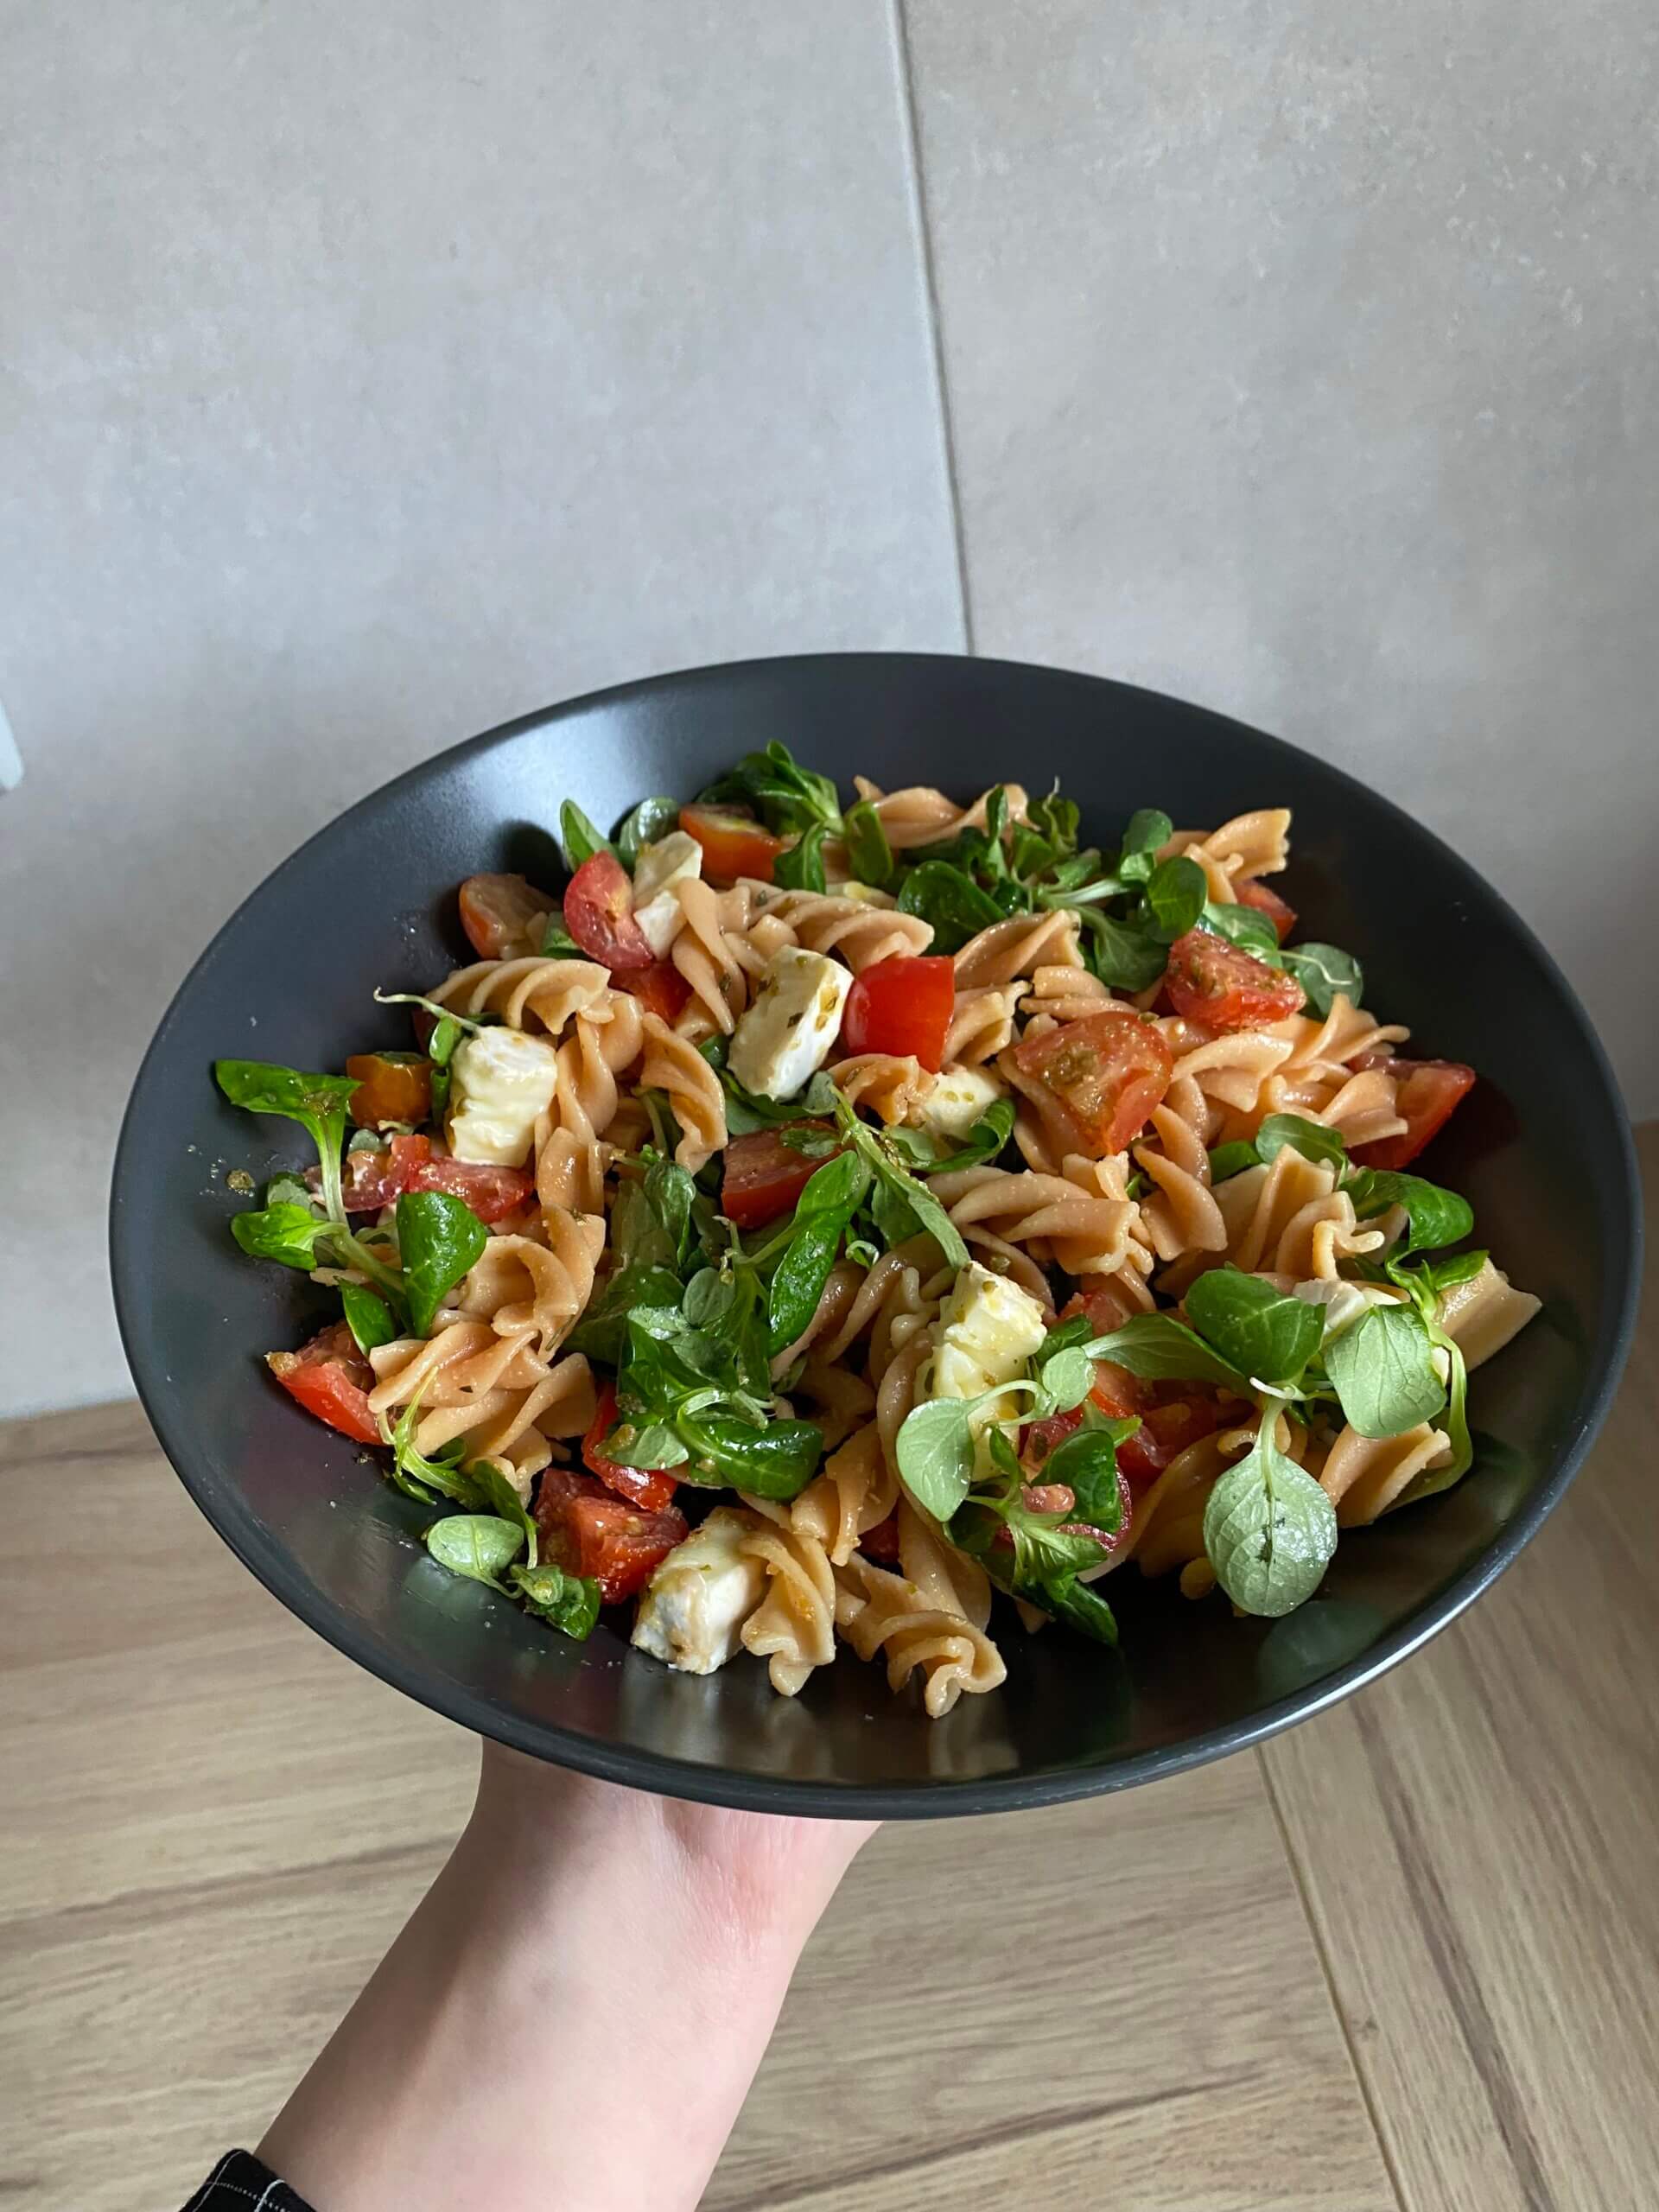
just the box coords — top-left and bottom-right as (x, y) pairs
(111, 654), (1640, 1815)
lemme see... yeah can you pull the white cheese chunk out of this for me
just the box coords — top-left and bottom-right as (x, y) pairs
(726, 944), (853, 1100)
(927, 1261), (1049, 1432)
(631, 1509), (765, 1675)
(631, 830), (702, 957)
(917, 1065), (1005, 1142)
(445, 1027), (561, 1167)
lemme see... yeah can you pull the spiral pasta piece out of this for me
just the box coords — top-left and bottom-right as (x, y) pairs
(737, 1500), (838, 1695)
(1134, 1084), (1227, 1262)
(834, 1501), (1006, 1717)
(747, 883), (934, 971)
(1435, 1260), (1542, 1370)
(1020, 963), (1119, 1031)
(534, 996), (646, 1213)
(366, 1325), (596, 1462)
(831, 1052), (931, 1127)
(431, 956), (612, 1037)
(944, 982), (1025, 1065)
(638, 1011), (728, 1171)
(1318, 1421), (1452, 1525)
(452, 1211), (606, 1354)
(1162, 809), (1292, 901)
(850, 777), (1031, 852)
(953, 910), (1083, 989)
(790, 1421), (898, 1567)
(929, 1157), (1142, 1279)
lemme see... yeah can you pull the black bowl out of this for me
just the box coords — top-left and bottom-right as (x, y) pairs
(111, 654), (1641, 1816)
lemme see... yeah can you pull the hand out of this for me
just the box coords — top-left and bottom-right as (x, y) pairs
(260, 1740), (876, 2212)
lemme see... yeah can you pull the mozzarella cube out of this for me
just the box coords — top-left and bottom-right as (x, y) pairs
(446, 1027), (560, 1167)
(917, 1066), (1005, 1142)
(727, 945), (852, 1100)
(631, 1509), (765, 1675)
(631, 830), (702, 957)
(927, 1261), (1049, 1430)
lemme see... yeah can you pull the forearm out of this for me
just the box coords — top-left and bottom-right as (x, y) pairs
(260, 1750), (868, 2212)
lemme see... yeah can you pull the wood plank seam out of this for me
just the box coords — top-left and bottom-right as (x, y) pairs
(1347, 1700), (1554, 2212)
(1255, 1747), (1413, 2212)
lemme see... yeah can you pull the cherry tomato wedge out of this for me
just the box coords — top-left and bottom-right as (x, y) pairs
(582, 1382), (679, 1514)
(1163, 928), (1306, 1031)
(859, 1510), (902, 1565)
(1232, 875), (1298, 944)
(458, 873), (550, 959)
(563, 851), (656, 971)
(267, 1321), (380, 1445)
(345, 1052), (432, 1130)
(535, 1465), (688, 1605)
(678, 804), (786, 886)
(337, 1133), (533, 1223)
(1351, 1058), (1477, 1171)
(405, 1147), (536, 1224)
(840, 954), (956, 1073)
(721, 1123), (841, 1230)
(1011, 1007), (1173, 1155)
(613, 960), (693, 1024)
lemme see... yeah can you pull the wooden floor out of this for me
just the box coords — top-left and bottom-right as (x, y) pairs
(3, 1134), (1654, 2211)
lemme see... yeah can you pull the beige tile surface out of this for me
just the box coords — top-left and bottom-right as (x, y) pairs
(905, 0), (1659, 1116)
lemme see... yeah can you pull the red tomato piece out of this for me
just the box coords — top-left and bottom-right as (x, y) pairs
(721, 1123), (841, 1230)
(563, 852), (655, 972)
(1029, 1317), (1224, 1496)
(1231, 876), (1298, 944)
(338, 1134), (429, 1212)
(403, 1146), (536, 1224)
(458, 873), (550, 959)
(841, 954), (956, 1073)
(613, 960), (693, 1024)
(1351, 1058), (1477, 1171)
(1164, 929), (1306, 1032)
(535, 1466), (688, 1605)
(581, 1382), (679, 1515)
(337, 1133), (533, 1223)
(859, 1510), (902, 1565)
(266, 1321), (380, 1445)
(678, 804), (786, 886)
(345, 1052), (432, 1130)
(1011, 1008), (1173, 1155)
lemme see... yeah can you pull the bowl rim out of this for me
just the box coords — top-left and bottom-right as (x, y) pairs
(111, 650), (1644, 1817)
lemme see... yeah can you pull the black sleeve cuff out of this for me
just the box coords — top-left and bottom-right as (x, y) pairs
(181, 2148), (316, 2211)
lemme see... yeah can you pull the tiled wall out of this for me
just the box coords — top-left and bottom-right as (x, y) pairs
(3, 3), (1654, 1414)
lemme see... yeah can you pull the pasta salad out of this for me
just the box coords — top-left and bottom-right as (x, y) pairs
(216, 748), (1539, 1716)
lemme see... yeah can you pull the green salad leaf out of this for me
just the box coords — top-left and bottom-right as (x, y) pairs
(558, 799), (615, 872)
(842, 799), (896, 890)
(1344, 1168), (1473, 1254)
(616, 795), (680, 868)
(425, 1513), (524, 1589)
(1324, 1302), (1446, 1439)
(395, 1190), (487, 1337)
(340, 1282), (397, 1355)
(1279, 941), (1363, 1018)
(511, 1562), (601, 1639)
(1202, 1421), (1337, 1618)
(1185, 1268), (1324, 1387)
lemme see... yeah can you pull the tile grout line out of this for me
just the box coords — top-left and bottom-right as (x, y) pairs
(1255, 1745), (1415, 2212)
(888, 0), (976, 656)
